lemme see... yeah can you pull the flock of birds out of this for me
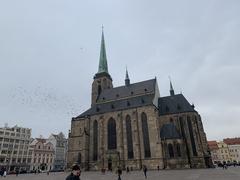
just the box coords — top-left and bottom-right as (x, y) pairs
(8, 85), (81, 118)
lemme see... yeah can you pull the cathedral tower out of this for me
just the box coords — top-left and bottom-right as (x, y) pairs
(91, 29), (113, 106)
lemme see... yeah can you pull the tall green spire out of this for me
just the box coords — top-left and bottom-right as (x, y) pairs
(98, 27), (109, 74)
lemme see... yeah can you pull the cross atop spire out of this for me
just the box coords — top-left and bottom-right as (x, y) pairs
(169, 76), (175, 96)
(125, 67), (130, 86)
(98, 27), (109, 74)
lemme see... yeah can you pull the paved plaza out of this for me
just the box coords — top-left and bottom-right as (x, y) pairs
(2, 167), (240, 180)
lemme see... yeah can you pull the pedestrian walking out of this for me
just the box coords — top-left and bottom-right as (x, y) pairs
(66, 164), (81, 180)
(143, 165), (147, 179)
(16, 168), (19, 176)
(117, 166), (122, 180)
(0, 167), (3, 177)
(126, 166), (129, 173)
(3, 170), (7, 177)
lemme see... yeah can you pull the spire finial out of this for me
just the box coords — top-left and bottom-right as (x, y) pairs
(97, 27), (109, 74)
(125, 66), (130, 86)
(169, 76), (175, 96)
(101, 25), (104, 32)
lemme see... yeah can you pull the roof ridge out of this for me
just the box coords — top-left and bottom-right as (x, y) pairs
(103, 78), (156, 91)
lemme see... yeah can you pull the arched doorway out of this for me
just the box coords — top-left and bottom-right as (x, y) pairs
(108, 158), (112, 171)
(40, 163), (47, 171)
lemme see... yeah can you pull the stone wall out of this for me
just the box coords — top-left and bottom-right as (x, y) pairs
(67, 108), (209, 170)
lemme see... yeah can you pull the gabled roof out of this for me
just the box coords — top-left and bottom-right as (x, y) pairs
(208, 141), (219, 150)
(160, 123), (181, 140)
(97, 79), (156, 103)
(223, 138), (240, 145)
(76, 79), (156, 119)
(158, 94), (195, 115)
(77, 94), (154, 118)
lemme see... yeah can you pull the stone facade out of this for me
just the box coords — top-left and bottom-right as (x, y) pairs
(159, 113), (210, 169)
(67, 32), (211, 170)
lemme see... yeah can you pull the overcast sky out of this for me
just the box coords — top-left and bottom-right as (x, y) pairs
(0, 0), (239, 140)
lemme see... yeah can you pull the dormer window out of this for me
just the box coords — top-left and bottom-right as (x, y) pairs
(102, 97), (105, 100)
(127, 101), (130, 106)
(177, 104), (181, 110)
(116, 94), (119, 98)
(141, 98), (145, 104)
(144, 88), (147, 92)
(165, 106), (169, 112)
(131, 91), (134, 95)
(96, 107), (100, 112)
(111, 104), (115, 109)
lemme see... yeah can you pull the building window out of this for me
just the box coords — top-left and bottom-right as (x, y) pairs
(165, 106), (169, 112)
(141, 112), (151, 158)
(108, 118), (117, 150)
(176, 143), (181, 157)
(98, 85), (102, 96)
(93, 120), (98, 161)
(77, 153), (81, 164)
(187, 116), (198, 156)
(126, 115), (134, 159)
(168, 144), (174, 158)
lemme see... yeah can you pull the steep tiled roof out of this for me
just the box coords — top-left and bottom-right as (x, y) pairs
(223, 138), (240, 145)
(208, 141), (219, 150)
(97, 79), (156, 102)
(78, 94), (154, 118)
(76, 79), (156, 118)
(158, 94), (195, 115)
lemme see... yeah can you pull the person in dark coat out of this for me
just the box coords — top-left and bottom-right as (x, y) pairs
(126, 166), (129, 173)
(143, 165), (147, 179)
(66, 165), (81, 180)
(15, 168), (19, 176)
(117, 166), (122, 180)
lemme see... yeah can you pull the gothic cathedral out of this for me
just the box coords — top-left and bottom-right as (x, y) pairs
(67, 31), (212, 170)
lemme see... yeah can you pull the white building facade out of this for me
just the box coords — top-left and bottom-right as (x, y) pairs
(0, 125), (32, 172)
(30, 138), (55, 171)
(47, 132), (67, 171)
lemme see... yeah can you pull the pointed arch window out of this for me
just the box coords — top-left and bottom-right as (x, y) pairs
(93, 120), (98, 161)
(141, 112), (151, 158)
(187, 116), (198, 156)
(176, 143), (181, 157)
(98, 85), (102, 96)
(108, 118), (117, 150)
(126, 115), (134, 159)
(168, 144), (174, 158)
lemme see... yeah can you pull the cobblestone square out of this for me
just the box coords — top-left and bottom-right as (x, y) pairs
(2, 167), (240, 180)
